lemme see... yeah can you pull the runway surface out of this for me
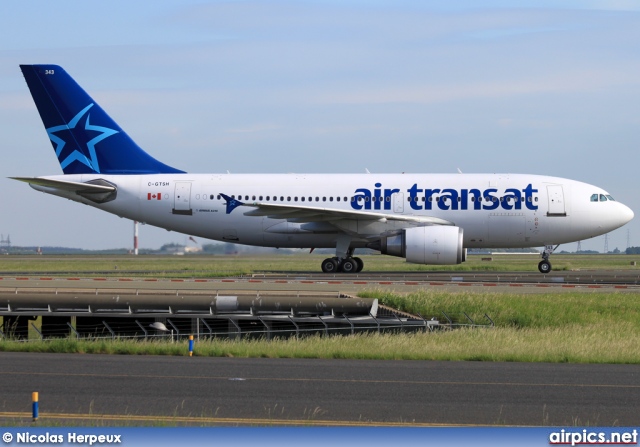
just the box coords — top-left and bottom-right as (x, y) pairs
(1, 352), (639, 426)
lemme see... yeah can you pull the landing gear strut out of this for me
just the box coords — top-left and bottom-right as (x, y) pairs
(538, 244), (559, 274)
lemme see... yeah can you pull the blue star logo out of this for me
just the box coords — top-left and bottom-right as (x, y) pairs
(46, 103), (119, 173)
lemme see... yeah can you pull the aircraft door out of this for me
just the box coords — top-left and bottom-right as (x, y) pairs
(173, 182), (193, 215)
(393, 192), (404, 213)
(547, 185), (566, 216)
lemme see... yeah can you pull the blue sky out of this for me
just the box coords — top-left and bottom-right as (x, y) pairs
(1, 0), (639, 252)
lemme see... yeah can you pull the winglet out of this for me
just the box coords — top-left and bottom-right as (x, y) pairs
(220, 193), (244, 214)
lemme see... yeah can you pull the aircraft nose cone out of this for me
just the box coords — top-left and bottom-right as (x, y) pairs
(621, 204), (634, 225)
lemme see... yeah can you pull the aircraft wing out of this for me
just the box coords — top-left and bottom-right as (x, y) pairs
(11, 177), (116, 193)
(220, 194), (453, 226)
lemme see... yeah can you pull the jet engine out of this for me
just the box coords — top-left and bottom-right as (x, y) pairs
(370, 226), (466, 265)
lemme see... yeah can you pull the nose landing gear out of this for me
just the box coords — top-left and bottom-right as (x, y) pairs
(538, 244), (559, 274)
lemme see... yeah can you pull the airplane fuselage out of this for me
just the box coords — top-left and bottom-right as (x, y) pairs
(33, 172), (630, 251)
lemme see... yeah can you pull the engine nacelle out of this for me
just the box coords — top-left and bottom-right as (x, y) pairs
(373, 226), (466, 265)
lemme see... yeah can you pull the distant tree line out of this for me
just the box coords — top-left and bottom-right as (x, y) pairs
(626, 246), (640, 255)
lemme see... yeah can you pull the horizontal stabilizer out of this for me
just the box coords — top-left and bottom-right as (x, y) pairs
(11, 176), (117, 204)
(10, 177), (115, 193)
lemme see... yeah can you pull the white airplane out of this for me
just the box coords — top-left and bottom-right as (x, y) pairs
(13, 65), (634, 274)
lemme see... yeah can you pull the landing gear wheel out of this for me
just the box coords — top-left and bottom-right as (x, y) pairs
(321, 258), (339, 273)
(538, 260), (552, 274)
(341, 258), (357, 273)
(353, 257), (364, 273)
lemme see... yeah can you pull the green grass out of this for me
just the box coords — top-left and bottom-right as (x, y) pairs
(0, 253), (638, 276)
(1, 322), (639, 363)
(360, 289), (640, 329)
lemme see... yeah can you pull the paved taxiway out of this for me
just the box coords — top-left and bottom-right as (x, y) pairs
(1, 352), (639, 426)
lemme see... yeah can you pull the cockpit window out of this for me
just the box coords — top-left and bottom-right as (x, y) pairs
(590, 194), (599, 202)
(606, 195), (615, 201)
(599, 194), (607, 202)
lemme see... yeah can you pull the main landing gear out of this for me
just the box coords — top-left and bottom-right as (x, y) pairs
(321, 256), (364, 273)
(538, 244), (559, 274)
(321, 247), (364, 273)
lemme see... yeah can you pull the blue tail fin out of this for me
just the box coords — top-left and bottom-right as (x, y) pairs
(20, 65), (184, 175)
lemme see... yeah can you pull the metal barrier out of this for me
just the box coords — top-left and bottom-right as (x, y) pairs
(0, 287), (492, 341)
(0, 313), (491, 342)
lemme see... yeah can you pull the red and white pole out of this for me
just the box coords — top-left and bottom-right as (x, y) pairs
(134, 221), (139, 255)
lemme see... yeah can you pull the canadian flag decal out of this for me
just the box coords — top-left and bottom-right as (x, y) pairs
(147, 192), (162, 200)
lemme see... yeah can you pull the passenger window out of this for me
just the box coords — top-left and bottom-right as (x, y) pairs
(330, 197), (333, 202)
(600, 194), (607, 202)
